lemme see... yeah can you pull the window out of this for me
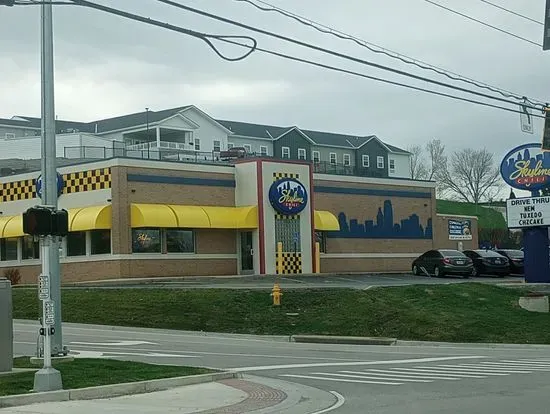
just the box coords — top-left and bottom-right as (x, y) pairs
(67, 232), (86, 257)
(5, 133), (15, 140)
(227, 142), (234, 149)
(22, 236), (39, 260)
(312, 151), (320, 163)
(343, 154), (351, 166)
(194, 138), (201, 151)
(91, 230), (111, 255)
(213, 140), (221, 152)
(132, 229), (161, 253)
(282, 146), (290, 159)
(260, 146), (268, 156)
(166, 230), (195, 253)
(0, 238), (18, 261)
(362, 155), (370, 167)
(329, 153), (337, 165)
(298, 148), (306, 160)
(377, 156), (384, 169)
(315, 232), (327, 253)
(389, 159), (395, 172)
(243, 144), (252, 153)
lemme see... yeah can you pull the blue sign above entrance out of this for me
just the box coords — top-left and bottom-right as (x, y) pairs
(269, 178), (308, 215)
(36, 173), (64, 198)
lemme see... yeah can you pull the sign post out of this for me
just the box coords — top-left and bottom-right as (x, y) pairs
(543, 0), (550, 51)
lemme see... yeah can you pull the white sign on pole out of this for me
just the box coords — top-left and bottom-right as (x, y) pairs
(44, 300), (55, 326)
(506, 196), (550, 228)
(38, 275), (50, 300)
(520, 100), (534, 134)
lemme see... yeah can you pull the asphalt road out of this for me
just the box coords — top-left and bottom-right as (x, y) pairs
(60, 272), (525, 290)
(12, 320), (550, 413)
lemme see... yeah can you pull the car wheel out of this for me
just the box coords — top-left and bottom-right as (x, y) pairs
(412, 265), (419, 275)
(434, 266), (441, 277)
(471, 267), (478, 277)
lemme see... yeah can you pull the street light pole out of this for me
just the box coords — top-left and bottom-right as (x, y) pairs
(33, 0), (63, 392)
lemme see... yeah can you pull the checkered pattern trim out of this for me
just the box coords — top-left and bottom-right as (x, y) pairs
(0, 168), (111, 203)
(0, 179), (36, 202)
(63, 168), (111, 194)
(276, 252), (302, 274)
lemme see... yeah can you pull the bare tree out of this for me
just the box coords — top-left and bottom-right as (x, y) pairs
(407, 144), (428, 180)
(425, 139), (446, 182)
(438, 148), (502, 204)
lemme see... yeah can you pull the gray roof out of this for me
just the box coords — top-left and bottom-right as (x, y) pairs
(1, 105), (409, 153)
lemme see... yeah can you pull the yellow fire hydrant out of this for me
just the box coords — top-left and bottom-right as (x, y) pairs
(271, 283), (282, 306)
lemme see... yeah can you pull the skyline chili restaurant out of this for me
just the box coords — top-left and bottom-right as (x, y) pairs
(0, 156), (477, 284)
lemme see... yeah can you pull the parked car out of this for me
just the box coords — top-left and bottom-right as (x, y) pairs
(412, 249), (473, 278)
(463, 249), (510, 277)
(495, 249), (524, 274)
(220, 147), (248, 160)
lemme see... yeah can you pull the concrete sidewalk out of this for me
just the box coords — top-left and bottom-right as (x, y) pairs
(0, 376), (337, 414)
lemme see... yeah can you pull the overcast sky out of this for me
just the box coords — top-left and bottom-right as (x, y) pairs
(0, 0), (548, 162)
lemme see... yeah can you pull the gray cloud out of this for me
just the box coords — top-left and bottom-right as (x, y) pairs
(0, 0), (548, 163)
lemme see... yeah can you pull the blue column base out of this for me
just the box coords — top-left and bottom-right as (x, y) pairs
(523, 227), (550, 283)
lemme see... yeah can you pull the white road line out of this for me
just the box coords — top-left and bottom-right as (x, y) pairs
(415, 366), (509, 376)
(437, 364), (531, 374)
(479, 362), (550, 371)
(311, 391), (346, 414)
(70, 341), (156, 346)
(364, 369), (462, 380)
(500, 360), (550, 366)
(388, 368), (485, 378)
(333, 371), (432, 383)
(454, 364), (533, 373)
(230, 355), (486, 372)
(280, 374), (402, 386)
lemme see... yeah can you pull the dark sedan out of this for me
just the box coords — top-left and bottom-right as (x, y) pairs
(412, 249), (473, 278)
(496, 249), (524, 275)
(463, 249), (510, 277)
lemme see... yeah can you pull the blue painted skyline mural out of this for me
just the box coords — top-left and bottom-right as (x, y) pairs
(327, 200), (433, 239)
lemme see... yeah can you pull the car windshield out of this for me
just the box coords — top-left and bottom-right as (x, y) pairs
(501, 250), (524, 258)
(440, 250), (465, 257)
(476, 250), (503, 258)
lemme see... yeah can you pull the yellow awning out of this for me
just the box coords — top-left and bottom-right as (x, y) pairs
(131, 203), (178, 228)
(130, 204), (258, 229)
(71, 205), (112, 231)
(202, 206), (258, 229)
(0, 216), (10, 238)
(169, 205), (211, 228)
(3, 215), (23, 238)
(314, 210), (340, 231)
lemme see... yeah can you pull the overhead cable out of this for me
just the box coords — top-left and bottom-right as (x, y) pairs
(477, 0), (543, 26)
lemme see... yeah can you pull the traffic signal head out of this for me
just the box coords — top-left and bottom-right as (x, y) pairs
(23, 207), (69, 237)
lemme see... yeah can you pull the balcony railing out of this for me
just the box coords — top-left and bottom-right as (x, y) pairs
(63, 146), (392, 179)
(126, 141), (188, 151)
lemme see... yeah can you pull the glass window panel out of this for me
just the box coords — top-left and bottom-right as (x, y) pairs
(132, 229), (161, 253)
(1, 238), (18, 261)
(166, 229), (195, 253)
(67, 232), (87, 257)
(91, 230), (111, 255)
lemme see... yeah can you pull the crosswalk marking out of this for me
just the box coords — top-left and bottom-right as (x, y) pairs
(386, 368), (485, 378)
(364, 369), (462, 381)
(280, 374), (403, 386)
(279, 358), (550, 388)
(322, 371), (433, 383)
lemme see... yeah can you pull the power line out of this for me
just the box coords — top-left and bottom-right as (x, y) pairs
(234, 0), (546, 107)
(477, 0), (543, 26)
(155, 0), (546, 111)
(47, 0), (546, 118)
(423, 0), (542, 47)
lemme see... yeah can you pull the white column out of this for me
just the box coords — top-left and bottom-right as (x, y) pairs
(156, 127), (161, 148)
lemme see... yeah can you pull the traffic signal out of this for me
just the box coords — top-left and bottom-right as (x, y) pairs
(23, 207), (69, 237)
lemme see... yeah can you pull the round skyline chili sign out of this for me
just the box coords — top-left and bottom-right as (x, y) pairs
(500, 143), (550, 192)
(269, 178), (308, 215)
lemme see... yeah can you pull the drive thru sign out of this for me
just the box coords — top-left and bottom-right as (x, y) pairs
(506, 196), (550, 228)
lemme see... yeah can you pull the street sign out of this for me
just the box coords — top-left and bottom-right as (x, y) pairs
(44, 300), (55, 326)
(506, 196), (550, 228)
(38, 275), (50, 300)
(520, 100), (533, 134)
(544, 0), (550, 51)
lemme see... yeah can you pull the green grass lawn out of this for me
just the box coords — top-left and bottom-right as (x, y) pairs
(436, 199), (507, 229)
(1, 358), (212, 397)
(11, 284), (550, 344)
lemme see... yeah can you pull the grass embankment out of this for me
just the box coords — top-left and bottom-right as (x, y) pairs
(12, 284), (550, 344)
(1, 358), (211, 397)
(436, 200), (507, 229)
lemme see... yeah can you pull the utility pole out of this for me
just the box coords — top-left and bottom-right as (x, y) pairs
(33, 0), (64, 392)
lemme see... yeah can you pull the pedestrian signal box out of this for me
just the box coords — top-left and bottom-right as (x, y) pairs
(23, 207), (69, 237)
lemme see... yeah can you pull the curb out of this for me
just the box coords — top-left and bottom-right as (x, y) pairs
(395, 340), (550, 349)
(290, 334), (397, 346)
(0, 371), (240, 409)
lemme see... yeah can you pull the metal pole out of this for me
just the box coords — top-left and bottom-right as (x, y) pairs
(34, 0), (63, 392)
